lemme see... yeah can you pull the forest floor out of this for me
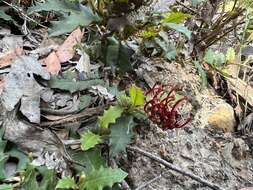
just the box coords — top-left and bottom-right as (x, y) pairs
(1, 1), (253, 190)
(123, 59), (253, 189)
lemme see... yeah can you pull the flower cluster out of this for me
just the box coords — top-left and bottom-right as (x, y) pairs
(144, 83), (191, 130)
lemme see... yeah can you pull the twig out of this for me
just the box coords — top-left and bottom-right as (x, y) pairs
(175, 0), (199, 15)
(50, 130), (86, 168)
(135, 174), (162, 190)
(40, 107), (104, 127)
(128, 146), (224, 190)
(2, 0), (47, 29)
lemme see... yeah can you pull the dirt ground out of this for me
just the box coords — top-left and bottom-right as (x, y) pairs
(122, 60), (253, 190)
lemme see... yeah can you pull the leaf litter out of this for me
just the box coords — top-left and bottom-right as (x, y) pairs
(0, 0), (253, 189)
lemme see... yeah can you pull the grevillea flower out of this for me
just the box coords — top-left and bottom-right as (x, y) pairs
(144, 83), (191, 130)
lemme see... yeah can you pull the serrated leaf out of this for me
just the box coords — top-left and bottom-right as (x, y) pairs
(38, 167), (58, 190)
(72, 149), (105, 173)
(0, 184), (13, 190)
(129, 85), (144, 106)
(162, 12), (192, 23)
(81, 131), (102, 151)
(81, 167), (127, 190)
(49, 76), (104, 93)
(56, 176), (78, 189)
(98, 106), (124, 129)
(226, 47), (235, 63)
(109, 115), (134, 157)
(164, 23), (191, 39)
(21, 164), (39, 190)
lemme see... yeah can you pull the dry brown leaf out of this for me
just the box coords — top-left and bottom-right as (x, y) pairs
(56, 27), (83, 63)
(44, 52), (61, 75)
(0, 48), (23, 68)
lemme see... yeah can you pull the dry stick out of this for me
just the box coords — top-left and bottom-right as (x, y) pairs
(135, 174), (162, 190)
(2, 0), (47, 29)
(205, 21), (244, 48)
(40, 107), (104, 127)
(128, 146), (224, 190)
(175, 0), (199, 15)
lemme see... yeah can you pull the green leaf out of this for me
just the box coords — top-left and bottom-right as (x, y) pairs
(154, 31), (177, 60)
(226, 47), (235, 63)
(162, 12), (192, 24)
(78, 95), (92, 110)
(0, 128), (7, 154)
(81, 131), (102, 151)
(27, 0), (79, 14)
(109, 115), (134, 157)
(191, 0), (205, 6)
(72, 149), (105, 173)
(21, 164), (39, 190)
(28, 0), (100, 36)
(0, 154), (9, 180)
(193, 60), (207, 87)
(164, 23), (191, 39)
(204, 49), (215, 65)
(104, 37), (133, 72)
(49, 76), (104, 93)
(0, 128), (8, 180)
(49, 9), (100, 36)
(0, 184), (13, 190)
(7, 148), (29, 172)
(215, 53), (225, 66)
(56, 176), (78, 189)
(0, 10), (13, 22)
(129, 85), (145, 107)
(98, 105), (124, 129)
(81, 167), (128, 190)
(38, 167), (58, 190)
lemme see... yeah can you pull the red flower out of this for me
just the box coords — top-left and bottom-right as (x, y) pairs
(144, 83), (191, 130)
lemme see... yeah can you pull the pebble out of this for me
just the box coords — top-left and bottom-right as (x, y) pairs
(208, 103), (236, 132)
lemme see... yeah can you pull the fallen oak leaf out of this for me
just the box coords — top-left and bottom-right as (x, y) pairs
(0, 48), (23, 68)
(56, 27), (83, 63)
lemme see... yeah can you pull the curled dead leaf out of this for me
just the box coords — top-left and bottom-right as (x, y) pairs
(0, 48), (23, 68)
(44, 51), (61, 75)
(56, 27), (83, 63)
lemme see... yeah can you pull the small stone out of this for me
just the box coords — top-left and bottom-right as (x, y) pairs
(232, 138), (249, 160)
(208, 103), (236, 132)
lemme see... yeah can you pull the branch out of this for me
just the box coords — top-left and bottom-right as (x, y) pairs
(2, 0), (47, 29)
(128, 146), (224, 190)
(175, 0), (199, 15)
(40, 107), (104, 127)
(135, 174), (162, 190)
